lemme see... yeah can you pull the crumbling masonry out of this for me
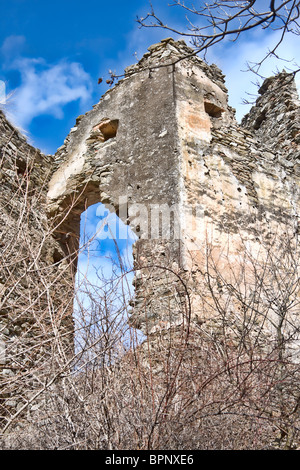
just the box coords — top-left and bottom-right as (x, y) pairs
(0, 38), (299, 422)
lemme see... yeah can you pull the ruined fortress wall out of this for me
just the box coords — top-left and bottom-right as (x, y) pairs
(47, 38), (299, 335)
(47, 61), (181, 237)
(173, 50), (300, 255)
(0, 38), (299, 423)
(47, 48), (187, 331)
(170, 49), (300, 348)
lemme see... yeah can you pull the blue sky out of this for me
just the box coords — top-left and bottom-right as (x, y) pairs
(1, 1), (299, 155)
(77, 202), (137, 285)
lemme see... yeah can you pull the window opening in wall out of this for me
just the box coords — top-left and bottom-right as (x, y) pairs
(204, 101), (224, 118)
(87, 118), (119, 144)
(73, 203), (143, 368)
(253, 110), (266, 130)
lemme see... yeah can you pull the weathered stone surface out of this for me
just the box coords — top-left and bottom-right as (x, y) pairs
(46, 38), (300, 336)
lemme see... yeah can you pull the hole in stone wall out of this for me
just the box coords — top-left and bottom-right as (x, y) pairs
(87, 118), (119, 144)
(253, 111), (267, 130)
(204, 101), (224, 118)
(16, 158), (27, 175)
(73, 203), (143, 365)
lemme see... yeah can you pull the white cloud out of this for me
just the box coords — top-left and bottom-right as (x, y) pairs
(1, 36), (93, 129)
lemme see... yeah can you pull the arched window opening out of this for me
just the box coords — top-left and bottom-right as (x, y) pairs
(73, 203), (144, 368)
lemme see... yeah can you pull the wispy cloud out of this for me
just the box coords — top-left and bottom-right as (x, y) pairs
(1, 35), (93, 129)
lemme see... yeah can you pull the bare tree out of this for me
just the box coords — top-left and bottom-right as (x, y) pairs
(138, 1), (300, 79)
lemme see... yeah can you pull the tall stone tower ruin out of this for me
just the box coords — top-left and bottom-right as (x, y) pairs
(47, 38), (300, 335)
